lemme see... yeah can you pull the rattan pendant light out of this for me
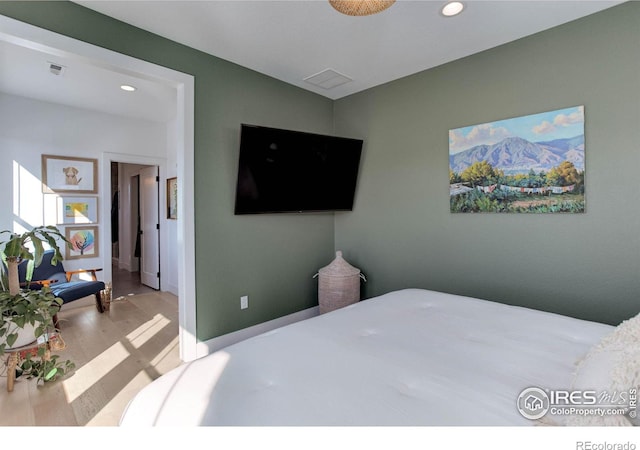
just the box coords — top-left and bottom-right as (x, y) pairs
(329, 0), (396, 16)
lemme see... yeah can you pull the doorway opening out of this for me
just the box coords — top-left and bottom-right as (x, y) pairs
(110, 162), (160, 299)
(1, 14), (197, 361)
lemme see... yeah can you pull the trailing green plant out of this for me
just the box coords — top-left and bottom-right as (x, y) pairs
(0, 288), (62, 351)
(17, 348), (75, 382)
(0, 225), (75, 384)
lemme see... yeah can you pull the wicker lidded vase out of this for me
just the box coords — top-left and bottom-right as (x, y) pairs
(316, 251), (365, 314)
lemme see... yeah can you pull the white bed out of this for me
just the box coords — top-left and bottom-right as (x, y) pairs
(119, 288), (619, 426)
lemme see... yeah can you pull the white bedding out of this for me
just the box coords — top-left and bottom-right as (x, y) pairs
(119, 288), (613, 426)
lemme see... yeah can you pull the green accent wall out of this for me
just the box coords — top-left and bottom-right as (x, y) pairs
(333, 2), (640, 325)
(2, 1), (638, 335)
(0, 1), (336, 339)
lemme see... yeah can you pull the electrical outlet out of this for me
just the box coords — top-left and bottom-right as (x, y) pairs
(240, 295), (249, 310)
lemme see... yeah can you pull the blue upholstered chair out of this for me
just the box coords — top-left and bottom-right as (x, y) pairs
(18, 249), (106, 321)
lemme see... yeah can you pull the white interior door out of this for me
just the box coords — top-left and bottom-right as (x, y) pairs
(140, 166), (160, 289)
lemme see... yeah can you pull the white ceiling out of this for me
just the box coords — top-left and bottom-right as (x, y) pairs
(74, 0), (624, 99)
(0, 0), (625, 122)
(0, 38), (177, 122)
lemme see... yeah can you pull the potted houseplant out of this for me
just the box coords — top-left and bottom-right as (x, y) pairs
(0, 225), (75, 383)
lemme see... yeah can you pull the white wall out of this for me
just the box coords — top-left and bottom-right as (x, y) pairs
(0, 92), (177, 292)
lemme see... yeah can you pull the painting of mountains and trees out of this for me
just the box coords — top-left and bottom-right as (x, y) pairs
(449, 106), (585, 213)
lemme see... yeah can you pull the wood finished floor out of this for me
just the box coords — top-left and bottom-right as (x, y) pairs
(111, 265), (157, 300)
(0, 290), (181, 426)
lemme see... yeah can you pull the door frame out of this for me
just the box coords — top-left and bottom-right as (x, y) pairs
(0, 15), (198, 362)
(108, 158), (163, 288)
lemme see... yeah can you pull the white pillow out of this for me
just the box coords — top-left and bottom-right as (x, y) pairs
(566, 312), (640, 426)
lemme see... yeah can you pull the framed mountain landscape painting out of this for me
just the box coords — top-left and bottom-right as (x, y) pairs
(449, 106), (585, 213)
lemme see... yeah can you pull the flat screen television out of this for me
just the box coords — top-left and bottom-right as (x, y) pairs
(234, 124), (363, 215)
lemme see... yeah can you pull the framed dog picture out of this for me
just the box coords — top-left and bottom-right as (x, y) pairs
(42, 154), (98, 194)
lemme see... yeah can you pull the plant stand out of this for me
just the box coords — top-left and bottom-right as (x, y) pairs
(4, 333), (63, 392)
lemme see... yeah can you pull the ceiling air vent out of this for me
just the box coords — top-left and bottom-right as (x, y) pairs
(48, 62), (66, 76)
(304, 69), (353, 90)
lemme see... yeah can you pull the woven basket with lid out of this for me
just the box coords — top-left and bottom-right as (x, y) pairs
(315, 251), (365, 314)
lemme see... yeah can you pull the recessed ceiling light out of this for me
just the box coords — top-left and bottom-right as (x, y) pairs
(442, 1), (465, 17)
(120, 84), (136, 92)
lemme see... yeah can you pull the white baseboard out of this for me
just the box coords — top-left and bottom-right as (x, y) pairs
(165, 283), (179, 297)
(195, 306), (320, 358)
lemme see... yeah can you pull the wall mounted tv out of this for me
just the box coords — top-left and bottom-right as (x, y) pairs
(234, 124), (363, 215)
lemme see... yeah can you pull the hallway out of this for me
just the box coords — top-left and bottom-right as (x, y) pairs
(111, 264), (156, 300)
